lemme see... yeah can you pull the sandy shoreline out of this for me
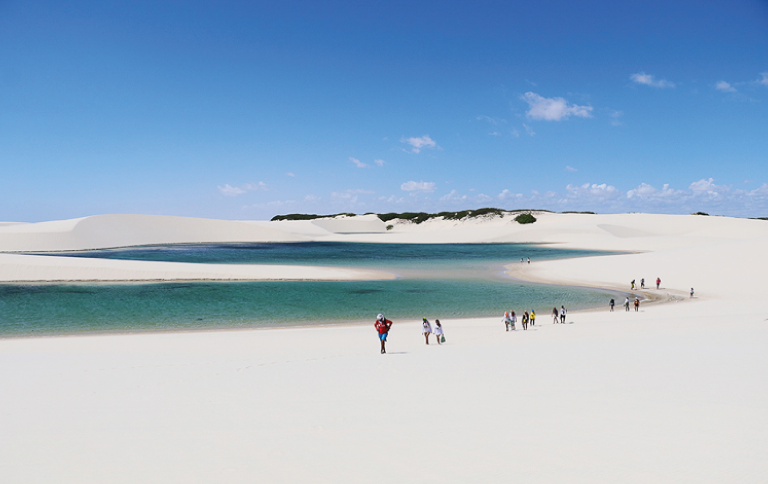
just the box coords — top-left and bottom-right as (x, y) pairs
(1, 212), (767, 482)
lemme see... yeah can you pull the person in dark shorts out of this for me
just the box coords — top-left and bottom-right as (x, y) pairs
(634, 297), (640, 311)
(375, 313), (393, 354)
(609, 298), (615, 311)
(530, 310), (536, 327)
(560, 306), (567, 324)
(522, 311), (529, 330)
(656, 277), (661, 289)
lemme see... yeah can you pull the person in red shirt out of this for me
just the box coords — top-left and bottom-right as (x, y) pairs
(375, 313), (393, 354)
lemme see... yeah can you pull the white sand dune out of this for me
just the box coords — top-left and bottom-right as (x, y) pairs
(1, 212), (767, 482)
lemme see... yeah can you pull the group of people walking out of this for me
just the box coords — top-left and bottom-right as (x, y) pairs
(501, 305), (567, 331)
(374, 314), (445, 354)
(502, 310), (537, 331)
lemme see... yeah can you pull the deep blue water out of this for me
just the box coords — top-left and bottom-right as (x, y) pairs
(0, 243), (621, 337)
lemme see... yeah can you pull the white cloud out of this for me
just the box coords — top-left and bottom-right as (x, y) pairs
(488, 131), (500, 136)
(523, 124), (535, 136)
(758, 73), (768, 86)
(401, 135), (437, 154)
(715, 81), (737, 92)
(521, 92), (593, 121)
(401, 180), (436, 193)
(330, 189), (375, 206)
(565, 166), (578, 172)
(287, 172), (295, 177)
(566, 183), (620, 199)
(439, 189), (466, 202)
(218, 184), (246, 196)
(511, 129), (520, 137)
(498, 189), (523, 200)
(626, 182), (682, 200)
(374, 159), (385, 166)
(349, 157), (367, 168)
(218, 181), (267, 197)
(630, 72), (675, 88)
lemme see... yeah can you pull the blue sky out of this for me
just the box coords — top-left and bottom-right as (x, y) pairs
(1, 0), (768, 221)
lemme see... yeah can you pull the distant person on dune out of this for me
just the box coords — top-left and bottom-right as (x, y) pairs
(522, 311), (529, 330)
(422, 318), (433, 345)
(624, 297), (630, 311)
(433, 320), (444, 344)
(375, 314), (392, 354)
(690, 288), (694, 298)
(560, 306), (567, 324)
(634, 297), (639, 311)
(530, 310), (536, 327)
(609, 298), (615, 311)
(641, 278), (645, 289)
(631, 279), (636, 290)
(656, 277), (661, 289)
(552, 307), (559, 324)
(510, 311), (517, 330)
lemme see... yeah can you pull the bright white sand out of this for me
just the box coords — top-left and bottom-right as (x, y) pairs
(1, 212), (767, 482)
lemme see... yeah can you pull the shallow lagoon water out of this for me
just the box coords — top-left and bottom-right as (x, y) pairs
(1, 243), (621, 337)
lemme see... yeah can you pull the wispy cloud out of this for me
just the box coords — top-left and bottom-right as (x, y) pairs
(287, 172), (295, 177)
(523, 124), (535, 136)
(476, 115), (506, 125)
(521, 92), (593, 121)
(488, 131), (500, 136)
(374, 159), (386, 167)
(609, 110), (624, 126)
(331, 189), (374, 204)
(565, 166), (578, 172)
(758, 73), (768, 87)
(401, 135), (437, 154)
(349, 157), (367, 168)
(630, 72), (675, 88)
(401, 180), (436, 193)
(218, 181), (267, 197)
(715, 81), (737, 92)
(511, 129), (520, 137)
(439, 189), (466, 203)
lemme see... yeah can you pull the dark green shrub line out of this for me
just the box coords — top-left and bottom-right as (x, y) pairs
(271, 212), (357, 221)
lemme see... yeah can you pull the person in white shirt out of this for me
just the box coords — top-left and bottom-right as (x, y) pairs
(502, 312), (513, 332)
(422, 318), (433, 345)
(433, 319), (444, 344)
(559, 306), (567, 324)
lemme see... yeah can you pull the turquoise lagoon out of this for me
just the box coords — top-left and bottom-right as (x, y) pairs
(0, 243), (621, 337)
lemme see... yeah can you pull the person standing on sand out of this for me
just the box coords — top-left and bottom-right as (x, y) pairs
(527, 257), (530, 264)
(656, 277), (661, 289)
(530, 310), (536, 327)
(433, 320), (444, 344)
(375, 314), (392, 354)
(552, 307), (559, 324)
(624, 297), (630, 311)
(422, 318), (433, 344)
(503, 311), (513, 332)
(560, 306), (567, 324)
(521, 258), (524, 263)
(609, 298), (615, 311)
(510, 311), (517, 330)
(522, 311), (529, 330)
(690, 288), (694, 298)
(634, 297), (640, 311)
(631, 279), (635, 290)
(641, 278), (645, 289)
